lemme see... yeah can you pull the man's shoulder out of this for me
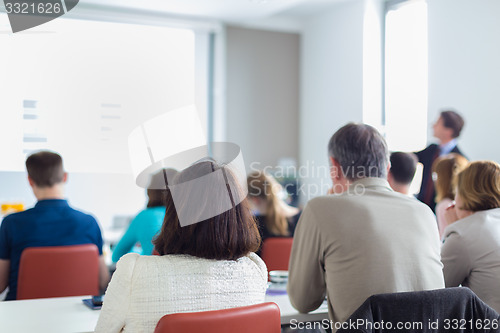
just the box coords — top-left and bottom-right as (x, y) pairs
(2, 205), (99, 231)
(451, 145), (467, 158)
(304, 193), (370, 219)
(307, 194), (350, 209)
(61, 203), (97, 221)
(386, 191), (435, 214)
(416, 143), (438, 156)
(405, 195), (436, 215)
(308, 190), (405, 206)
(67, 207), (95, 219)
(1, 207), (36, 225)
(68, 208), (99, 228)
(47, 204), (100, 232)
(307, 189), (434, 220)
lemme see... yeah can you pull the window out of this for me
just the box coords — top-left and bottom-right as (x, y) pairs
(384, 0), (428, 152)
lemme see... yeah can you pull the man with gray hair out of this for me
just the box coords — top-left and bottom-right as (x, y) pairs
(288, 123), (444, 328)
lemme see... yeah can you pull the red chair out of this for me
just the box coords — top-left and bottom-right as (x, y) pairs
(154, 302), (281, 333)
(260, 237), (293, 273)
(17, 244), (100, 300)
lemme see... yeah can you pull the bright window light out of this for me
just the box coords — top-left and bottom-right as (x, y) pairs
(384, 0), (428, 152)
(363, 0), (383, 130)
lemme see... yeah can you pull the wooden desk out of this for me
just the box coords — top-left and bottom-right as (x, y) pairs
(0, 293), (328, 332)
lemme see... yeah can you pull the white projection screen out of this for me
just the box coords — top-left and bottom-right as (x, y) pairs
(0, 13), (207, 174)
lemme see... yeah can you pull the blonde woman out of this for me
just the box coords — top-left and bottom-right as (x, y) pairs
(441, 161), (500, 313)
(432, 153), (469, 237)
(246, 171), (300, 246)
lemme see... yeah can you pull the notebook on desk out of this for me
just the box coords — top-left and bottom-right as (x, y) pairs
(82, 298), (102, 310)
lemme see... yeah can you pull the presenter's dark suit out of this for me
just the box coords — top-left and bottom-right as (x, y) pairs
(416, 143), (465, 212)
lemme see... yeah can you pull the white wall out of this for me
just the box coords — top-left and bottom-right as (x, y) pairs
(298, 0), (500, 204)
(225, 26), (300, 173)
(299, 0), (365, 202)
(428, 0), (500, 162)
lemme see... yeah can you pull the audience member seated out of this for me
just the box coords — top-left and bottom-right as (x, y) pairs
(246, 171), (300, 247)
(415, 110), (466, 211)
(0, 151), (109, 300)
(441, 161), (500, 313)
(288, 123), (444, 326)
(432, 153), (469, 238)
(95, 160), (267, 333)
(387, 151), (418, 195)
(112, 169), (177, 262)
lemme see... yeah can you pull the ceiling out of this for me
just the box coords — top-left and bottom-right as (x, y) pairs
(80, 0), (350, 29)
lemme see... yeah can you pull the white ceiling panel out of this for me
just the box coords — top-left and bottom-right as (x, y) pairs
(79, 0), (349, 21)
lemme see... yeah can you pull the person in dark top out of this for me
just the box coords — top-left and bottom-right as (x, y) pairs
(246, 171), (300, 246)
(416, 110), (466, 211)
(0, 151), (110, 300)
(337, 288), (500, 333)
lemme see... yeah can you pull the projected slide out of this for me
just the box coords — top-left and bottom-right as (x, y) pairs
(0, 13), (201, 173)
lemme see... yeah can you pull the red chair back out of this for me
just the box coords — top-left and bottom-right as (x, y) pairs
(17, 244), (100, 300)
(154, 302), (281, 333)
(260, 237), (293, 272)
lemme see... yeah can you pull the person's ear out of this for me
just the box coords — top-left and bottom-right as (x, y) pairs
(387, 170), (393, 184)
(27, 175), (35, 188)
(329, 157), (342, 181)
(443, 127), (454, 140)
(62, 172), (68, 183)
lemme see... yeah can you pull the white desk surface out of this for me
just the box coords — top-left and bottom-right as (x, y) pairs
(0, 296), (100, 333)
(0, 293), (328, 333)
(270, 293), (329, 325)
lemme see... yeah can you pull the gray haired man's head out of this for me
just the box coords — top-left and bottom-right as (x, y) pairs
(327, 123), (389, 181)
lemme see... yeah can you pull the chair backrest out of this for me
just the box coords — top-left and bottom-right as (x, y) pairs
(337, 288), (500, 333)
(260, 237), (293, 272)
(17, 244), (100, 300)
(154, 302), (281, 333)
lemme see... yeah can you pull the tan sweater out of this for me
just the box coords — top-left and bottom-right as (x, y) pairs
(442, 208), (500, 313)
(288, 178), (445, 326)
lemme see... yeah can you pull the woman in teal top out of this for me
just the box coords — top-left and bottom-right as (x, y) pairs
(112, 171), (172, 262)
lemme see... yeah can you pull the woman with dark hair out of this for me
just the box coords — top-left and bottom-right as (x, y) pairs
(441, 161), (500, 312)
(111, 169), (176, 263)
(95, 161), (267, 333)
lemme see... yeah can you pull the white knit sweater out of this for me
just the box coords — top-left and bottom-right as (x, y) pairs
(94, 252), (268, 333)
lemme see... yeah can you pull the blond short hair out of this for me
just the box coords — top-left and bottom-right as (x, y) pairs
(457, 161), (500, 212)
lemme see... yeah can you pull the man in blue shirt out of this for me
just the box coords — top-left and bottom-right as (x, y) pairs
(0, 151), (110, 300)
